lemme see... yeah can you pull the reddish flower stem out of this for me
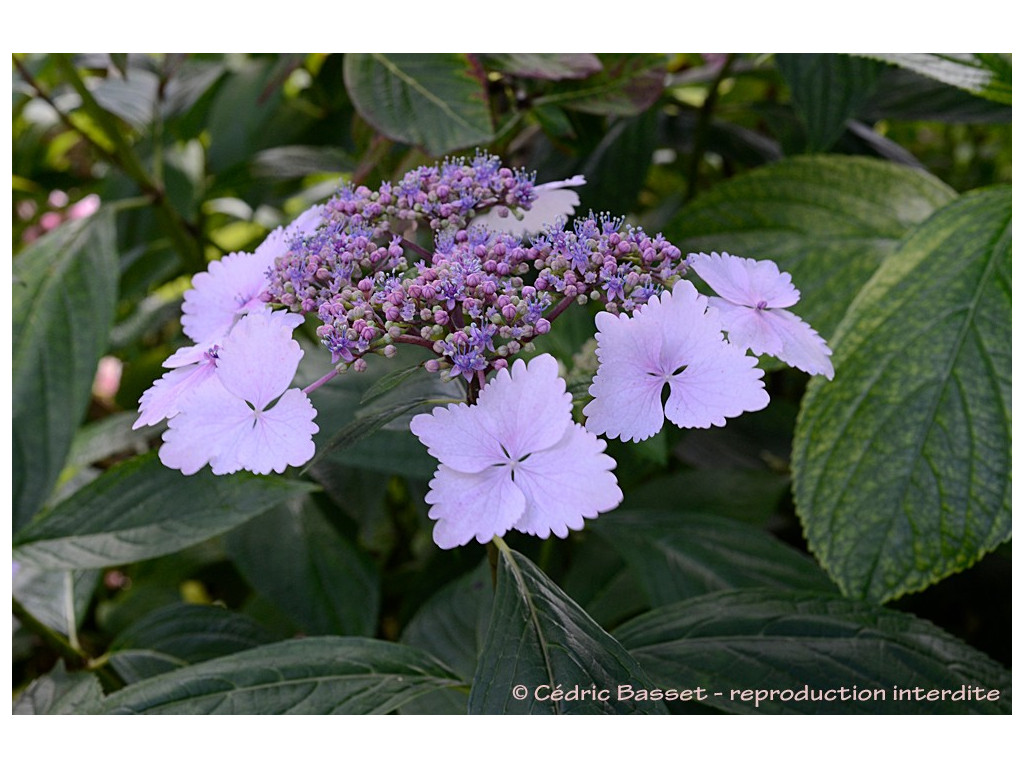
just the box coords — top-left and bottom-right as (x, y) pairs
(302, 369), (339, 395)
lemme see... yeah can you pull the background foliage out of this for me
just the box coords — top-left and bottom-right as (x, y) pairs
(12, 52), (1011, 715)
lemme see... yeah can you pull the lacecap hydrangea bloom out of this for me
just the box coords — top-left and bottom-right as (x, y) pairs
(688, 251), (834, 379)
(410, 354), (621, 549)
(158, 310), (318, 475)
(133, 150), (835, 551)
(584, 279), (770, 442)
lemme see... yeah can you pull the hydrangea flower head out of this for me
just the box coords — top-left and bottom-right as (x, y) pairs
(583, 280), (770, 442)
(159, 311), (318, 475)
(410, 354), (622, 549)
(688, 251), (834, 379)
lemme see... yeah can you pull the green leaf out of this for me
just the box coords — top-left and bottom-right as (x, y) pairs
(306, 395), (446, 474)
(561, 535), (650, 629)
(792, 187), (1011, 603)
(862, 54), (1011, 105)
(401, 560), (493, 681)
(13, 452), (315, 570)
(13, 212), (119, 530)
(666, 155), (957, 340)
(224, 497), (380, 636)
(625, 468), (791, 525)
(469, 543), (666, 714)
(97, 637), (463, 714)
(538, 53), (667, 116)
(592, 510), (836, 604)
(399, 561), (493, 715)
(250, 144), (354, 179)
(576, 109), (659, 214)
(483, 53), (603, 81)
(862, 67), (1010, 124)
(13, 661), (104, 715)
(616, 589), (1011, 714)
(108, 603), (280, 683)
(775, 54), (885, 151)
(13, 565), (99, 635)
(343, 53), (493, 155)
(89, 69), (159, 130)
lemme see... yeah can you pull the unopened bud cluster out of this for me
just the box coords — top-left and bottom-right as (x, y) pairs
(261, 152), (688, 381)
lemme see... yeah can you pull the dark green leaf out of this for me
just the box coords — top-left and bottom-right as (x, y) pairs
(561, 535), (650, 629)
(469, 543), (666, 714)
(483, 53), (602, 81)
(250, 144), (354, 179)
(343, 53), (493, 155)
(792, 187), (1011, 602)
(398, 561), (493, 715)
(401, 560), (492, 681)
(776, 54), (885, 151)
(108, 603), (280, 683)
(576, 109), (659, 214)
(13, 565), (99, 635)
(861, 67), (1011, 124)
(205, 57), (290, 172)
(862, 54), (1011, 105)
(89, 69), (158, 130)
(538, 53), (667, 116)
(97, 637), (463, 714)
(359, 361), (435, 406)
(13, 452), (315, 570)
(13, 212), (119, 530)
(592, 510), (836, 604)
(616, 589), (1011, 714)
(224, 497), (380, 636)
(161, 59), (227, 119)
(625, 468), (791, 525)
(13, 661), (104, 715)
(666, 155), (957, 340)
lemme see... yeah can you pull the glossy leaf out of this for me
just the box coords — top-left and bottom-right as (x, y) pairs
(398, 561), (493, 715)
(792, 187), (1011, 602)
(13, 212), (119, 530)
(402, 560), (492, 681)
(667, 155), (957, 340)
(624, 468), (791, 525)
(13, 661), (103, 715)
(561, 535), (650, 629)
(483, 53), (602, 81)
(12, 565), (99, 635)
(13, 452), (315, 570)
(576, 109), (659, 214)
(98, 637), (463, 714)
(592, 510), (835, 604)
(616, 589), (1011, 714)
(469, 543), (666, 714)
(107, 603), (280, 683)
(776, 53), (885, 151)
(538, 53), (667, 116)
(862, 67), (1011, 124)
(224, 498), (380, 636)
(863, 53), (1011, 105)
(343, 53), (493, 155)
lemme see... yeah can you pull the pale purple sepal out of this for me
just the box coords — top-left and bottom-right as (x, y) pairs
(158, 312), (318, 475)
(472, 175), (586, 236)
(584, 280), (770, 442)
(411, 353), (621, 549)
(689, 251), (834, 379)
